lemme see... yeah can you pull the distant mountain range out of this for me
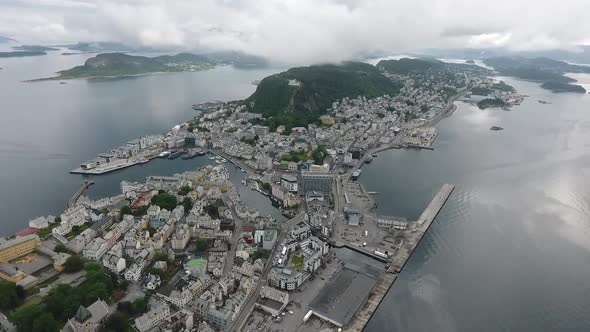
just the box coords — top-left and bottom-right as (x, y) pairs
(32, 51), (269, 81)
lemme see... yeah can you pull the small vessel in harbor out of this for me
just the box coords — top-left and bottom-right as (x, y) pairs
(365, 155), (374, 164)
(139, 159), (149, 164)
(159, 151), (171, 158)
(352, 169), (362, 181)
(538, 100), (551, 104)
(181, 148), (203, 159)
(490, 126), (504, 131)
(168, 150), (184, 159)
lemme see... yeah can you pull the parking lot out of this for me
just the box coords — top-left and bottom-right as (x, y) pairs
(243, 254), (343, 332)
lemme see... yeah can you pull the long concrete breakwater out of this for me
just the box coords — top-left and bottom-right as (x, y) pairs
(344, 183), (455, 332)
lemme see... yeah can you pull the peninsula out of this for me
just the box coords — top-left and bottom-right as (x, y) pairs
(483, 56), (590, 93)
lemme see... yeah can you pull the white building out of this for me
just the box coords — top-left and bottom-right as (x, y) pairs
(134, 302), (170, 332)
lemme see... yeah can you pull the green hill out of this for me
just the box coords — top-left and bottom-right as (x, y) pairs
(245, 62), (401, 130)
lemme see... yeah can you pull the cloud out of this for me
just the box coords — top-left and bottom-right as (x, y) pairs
(0, 0), (589, 64)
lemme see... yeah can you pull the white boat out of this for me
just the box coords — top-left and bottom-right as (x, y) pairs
(158, 151), (171, 158)
(208, 156), (217, 160)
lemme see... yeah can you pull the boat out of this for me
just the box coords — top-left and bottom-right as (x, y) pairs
(182, 149), (202, 159)
(365, 155), (374, 164)
(372, 153), (378, 158)
(251, 80), (261, 85)
(138, 159), (149, 164)
(490, 126), (504, 131)
(168, 150), (184, 159)
(208, 156), (217, 160)
(158, 151), (171, 158)
(538, 100), (551, 104)
(352, 169), (362, 181)
(241, 180), (247, 186)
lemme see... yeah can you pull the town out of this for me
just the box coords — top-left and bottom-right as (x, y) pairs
(0, 62), (522, 332)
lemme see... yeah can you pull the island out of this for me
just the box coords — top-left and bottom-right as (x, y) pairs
(0, 51), (47, 58)
(31, 51), (268, 81)
(12, 45), (59, 52)
(540, 81), (587, 93)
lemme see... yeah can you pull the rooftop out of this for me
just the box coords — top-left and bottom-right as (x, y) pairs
(309, 268), (377, 327)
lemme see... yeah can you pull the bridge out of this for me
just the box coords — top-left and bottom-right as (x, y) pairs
(68, 180), (94, 208)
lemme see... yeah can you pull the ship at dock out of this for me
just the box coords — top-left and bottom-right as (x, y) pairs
(365, 155), (374, 164)
(167, 150), (185, 160)
(181, 148), (207, 159)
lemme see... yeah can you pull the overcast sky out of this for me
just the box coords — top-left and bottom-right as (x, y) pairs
(1, 0), (589, 64)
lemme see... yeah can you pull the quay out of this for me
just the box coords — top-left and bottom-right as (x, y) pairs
(70, 159), (142, 175)
(68, 180), (94, 208)
(343, 184), (455, 332)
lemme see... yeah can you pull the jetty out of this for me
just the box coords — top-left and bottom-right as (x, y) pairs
(343, 184), (455, 332)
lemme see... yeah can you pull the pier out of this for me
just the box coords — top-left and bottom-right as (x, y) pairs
(68, 180), (94, 208)
(343, 184), (455, 332)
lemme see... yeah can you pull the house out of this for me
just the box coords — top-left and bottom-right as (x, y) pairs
(143, 274), (161, 291)
(63, 299), (111, 332)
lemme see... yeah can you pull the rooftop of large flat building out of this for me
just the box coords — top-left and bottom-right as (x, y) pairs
(309, 267), (377, 327)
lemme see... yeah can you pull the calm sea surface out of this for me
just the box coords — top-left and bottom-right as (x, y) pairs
(1, 48), (590, 331)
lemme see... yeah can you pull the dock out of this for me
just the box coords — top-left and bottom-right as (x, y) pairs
(70, 159), (140, 175)
(343, 184), (455, 332)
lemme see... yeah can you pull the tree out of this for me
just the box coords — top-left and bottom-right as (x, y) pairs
(0, 281), (21, 310)
(195, 239), (208, 252)
(31, 312), (59, 332)
(151, 193), (177, 211)
(64, 255), (84, 273)
(178, 185), (191, 196)
(12, 303), (44, 332)
(182, 197), (193, 212)
(260, 182), (271, 192)
(54, 244), (68, 253)
(104, 312), (130, 332)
